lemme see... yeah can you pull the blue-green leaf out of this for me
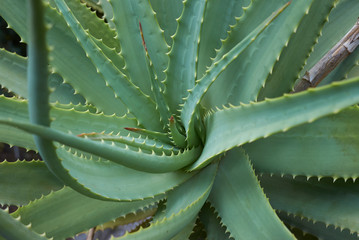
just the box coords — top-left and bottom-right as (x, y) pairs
(188, 76), (359, 171)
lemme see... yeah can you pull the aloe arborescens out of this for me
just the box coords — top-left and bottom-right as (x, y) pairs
(0, 0), (359, 239)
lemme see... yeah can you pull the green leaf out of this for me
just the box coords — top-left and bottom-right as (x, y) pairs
(0, 208), (48, 240)
(63, 0), (121, 53)
(347, 62), (359, 78)
(48, 73), (86, 105)
(98, 0), (115, 28)
(0, 49), (27, 98)
(181, 2), (290, 145)
(209, 148), (294, 239)
(131, 0), (169, 84)
(56, 145), (194, 201)
(279, 212), (359, 240)
(116, 163), (217, 239)
(196, 0), (248, 78)
(261, 175), (359, 234)
(0, 97), (36, 151)
(170, 219), (196, 240)
(164, 0), (206, 113)
(0, 0), (129, 115)
(0, 118), (202, 173)
(244, 106), (359, 178)
(0, 49), (86, 105)
(202, 0), (313, 108)
(109, 0), (153, 98)
(149, 0), (183, 46)
(258, 0), (337, 99)
(0, 160), (63, 206)
(199, 203), (231, 240)
(188, 76), (359, 171)
(55, 0), (163, 131)
(0, 96), (138, 151)
(27, 0), (105, 203)
(12, 187), (162, 240)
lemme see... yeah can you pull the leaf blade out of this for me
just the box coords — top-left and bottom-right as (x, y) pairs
(244, 107), (359, 178)
(188, 76), (359, 171)
(209, 148), (294, 240)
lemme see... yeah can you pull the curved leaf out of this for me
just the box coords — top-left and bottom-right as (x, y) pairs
(181, 2), (290, 145)
(164, 0), (206, 113)
(56, 145), (194, 201)
(149, 0), (183, 46)
(259, 0), (337, 99)
(0, 119), (202, 173)
(12, 187), (162, 240)
(0, 208), (48, 240)
(261, 175), (359, 234)
(0, 160), (63, 206)
(131, 0), (169, 83)
(0, 0), (130, 115)
(196, 0), (248, 79)
(115, 163), (217, 239)
(209, 148), (294, 239)
(244, 106), (359, 178)
(202, 0), (311, 108)
(109, 0), (153, 97)
(188, 76), (359, 171)
(199, 203), (231, 240)
(55, 0), (163, 131)
(279, 212), (359, 240)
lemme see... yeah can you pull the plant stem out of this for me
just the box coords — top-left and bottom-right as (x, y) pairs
(293, 18), (359, 93)
(86, 227), (95, 240)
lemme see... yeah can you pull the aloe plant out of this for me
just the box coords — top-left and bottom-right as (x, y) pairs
(0, 0), (359, 239)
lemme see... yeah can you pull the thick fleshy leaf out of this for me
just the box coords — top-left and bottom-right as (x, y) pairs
(259, 0), (337, 99)
(56, 145), (194, 201)
(164, 0), (206, 113)
(279, 212), (359, 240)
(188, 76), (359, 171)
(0, 96), (138, 151)
(131, 0), (169, 84)
(149, 0), (183, 46)
(0, 97), (36, 150)
(63, 0), (121, 52)
(0, 49), (86, 104)
(0, 49), (27, 98)
(209, 148), (294, 239)
(116, 163), (217, 239)
(0, 118), (202, 173)
(199, 203), (231, 240)
(109, 0), (153, 97)
(0, 208), (48, 240)
(261, 175), (359, 234)
(181, 2), (290, 145)
(170, 219), (196, 240)
(27, 0), (105, 203)
(202, 0), (312, 108)
(244, 106), (359, 178)
(98, 0), (115, 28)
(196, 0), (248, 79)
(62, 0), (126, 74)
(0, 160), (63, 205)
(0, 0), (128, 115)
(55, 0), (163, 131)
(12, 187), (162, 240)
